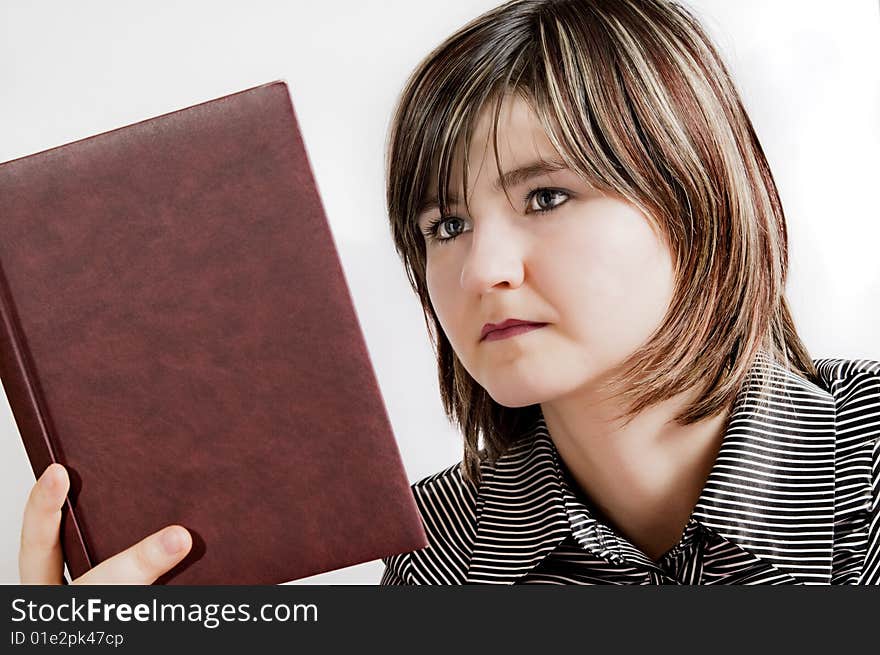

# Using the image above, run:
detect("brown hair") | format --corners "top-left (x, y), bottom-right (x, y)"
top-left (384, 0), bottom-right (818, 485)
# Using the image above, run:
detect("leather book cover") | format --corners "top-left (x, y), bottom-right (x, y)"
top-left (0, 81), bottom-right (428, 584)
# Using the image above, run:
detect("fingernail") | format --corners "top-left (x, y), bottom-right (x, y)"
top-left (161, 528), bottom-right (185, 555)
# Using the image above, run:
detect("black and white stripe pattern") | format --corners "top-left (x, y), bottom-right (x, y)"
top-left (381, 355), bottom-right (880, 585)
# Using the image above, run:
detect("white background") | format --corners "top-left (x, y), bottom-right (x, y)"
top-left (0, 0), bottom-right (877, 584)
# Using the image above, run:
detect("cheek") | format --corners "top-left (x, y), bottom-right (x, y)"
top-left (425, 257), bottom-right (463, 340)
top-left (542, 200), bottom-right (674, 343)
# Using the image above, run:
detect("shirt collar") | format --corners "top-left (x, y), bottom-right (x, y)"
top-left (465, 352), bottom-right (838, 584)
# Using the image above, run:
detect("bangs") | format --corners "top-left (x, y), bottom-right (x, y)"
top-left (419, 54), bottom-right (534, 229)
top-left (404, 11), bottom-right (656, 246)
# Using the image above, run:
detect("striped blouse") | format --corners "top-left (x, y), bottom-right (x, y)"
top-left (380, 356), bottom-right (880, 585)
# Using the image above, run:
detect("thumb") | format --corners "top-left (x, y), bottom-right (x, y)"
top-left (72, 525), bottom-right (192, 585)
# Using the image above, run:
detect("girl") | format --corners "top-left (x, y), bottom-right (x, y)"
top-left (378, 0), bottom-right (880, 584)
top-left (18, 0), bottom-right (880, 585)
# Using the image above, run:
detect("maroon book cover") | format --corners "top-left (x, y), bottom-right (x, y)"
top-left (0, 81), bottom-right (427, 584)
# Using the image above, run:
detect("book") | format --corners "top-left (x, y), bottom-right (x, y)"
top-left (0, 81), bottom-right (428, 584)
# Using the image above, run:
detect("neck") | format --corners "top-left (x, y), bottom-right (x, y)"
top-left (539, 384), bottom-right (732, 562)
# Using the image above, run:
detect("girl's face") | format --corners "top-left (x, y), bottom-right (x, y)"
top-left (417, 94), bottom-right (676, 408)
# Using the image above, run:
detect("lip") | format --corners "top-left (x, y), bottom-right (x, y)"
top-left (480, 318), bottom-right (548, 342)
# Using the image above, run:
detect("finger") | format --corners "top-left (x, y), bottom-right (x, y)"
top-left (19, 463), bottom-right (69, 584)
top-left (73, 525), bottom-right (192, 585)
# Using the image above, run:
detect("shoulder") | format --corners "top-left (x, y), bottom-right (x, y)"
top-left (380, 459), bottom-right (483, 585)
top-left (813, 357), bottom-right (880, 397)
top-left (811, 356), bottom-right (879, 458)
top-left (812, 357), bottom-right (880, 432)
top-left (812, 357), bottom-right (880, 584)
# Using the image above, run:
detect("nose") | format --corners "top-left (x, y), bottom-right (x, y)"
top-left (459, 218), bottom-right (526, 294)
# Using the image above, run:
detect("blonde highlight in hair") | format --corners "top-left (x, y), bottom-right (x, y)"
top-left (385, 0), bottom-right (818, 485)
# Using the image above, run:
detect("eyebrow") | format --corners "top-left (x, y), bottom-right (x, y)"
top-left (416, 158), bottom-right (569, 217)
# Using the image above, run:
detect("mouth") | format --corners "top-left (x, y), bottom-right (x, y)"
top-left (480, 319), bottom-right (549, 342)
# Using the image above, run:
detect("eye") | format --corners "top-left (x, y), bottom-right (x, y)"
top-left (420, 187), bottom-right (570, 245)
top-left (526, 188), bottom-right (570, 213)
top-left (422, 215), bottom-right (469, 245)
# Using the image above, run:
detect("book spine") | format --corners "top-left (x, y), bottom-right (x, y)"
top-left (0, 260), bottom-right (93, 579)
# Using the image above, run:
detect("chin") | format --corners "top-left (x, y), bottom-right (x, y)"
top-left (483, 384), bottom-right (551, 409)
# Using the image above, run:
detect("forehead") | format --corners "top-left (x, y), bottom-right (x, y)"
top-left (427, 93), bottom-right (560, 195)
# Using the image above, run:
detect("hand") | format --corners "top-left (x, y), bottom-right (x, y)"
top-left (19, 463), bottom-right (192, 584)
